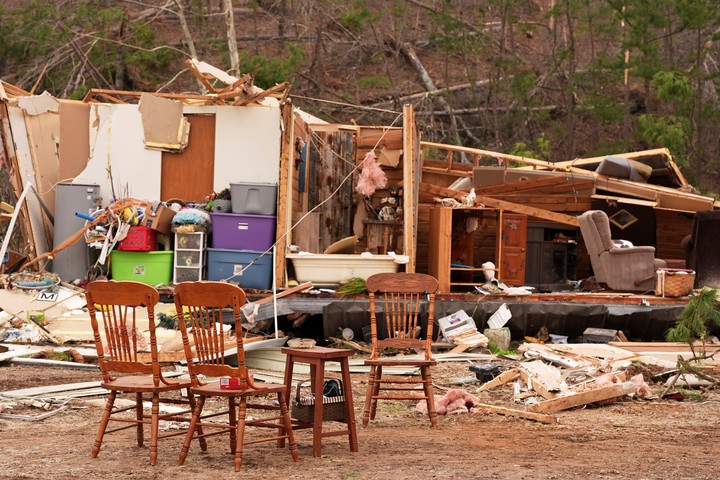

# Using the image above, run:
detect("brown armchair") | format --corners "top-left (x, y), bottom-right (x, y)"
top-left (577, 210), bottom-right (666, 292)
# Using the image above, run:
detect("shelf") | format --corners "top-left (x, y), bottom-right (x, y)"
top-left (173, 232), bottom-right (206, 283)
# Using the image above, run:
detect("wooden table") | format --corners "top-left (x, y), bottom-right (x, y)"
top-left (281, 346), bottom-right (359, 457)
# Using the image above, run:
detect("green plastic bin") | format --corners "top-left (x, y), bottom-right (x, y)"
top-left (110, 251), bottom-right (174, 286)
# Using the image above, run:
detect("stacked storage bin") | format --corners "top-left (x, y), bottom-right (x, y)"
top-left (207, 182), bottom-right (278, 290)
top-left (111, 225), bottom-right (174, 285)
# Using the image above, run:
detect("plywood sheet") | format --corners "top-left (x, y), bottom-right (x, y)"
top-left (214, 105), bottom-right (281, 187)
top-left (58, 100), bottom-right (90, 181)
top-left (7, 106), bottom-right (50, 256)
top-left (161, 114), bottom-right (215, 202)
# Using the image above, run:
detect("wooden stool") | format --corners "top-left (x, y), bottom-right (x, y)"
top-left (281, 346), bottom-right (359, 457)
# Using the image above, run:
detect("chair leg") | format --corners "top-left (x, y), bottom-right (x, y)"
top-left (149, 392), bottom-right (160, 466)
top-left (278, 390), bottom-right (299, 462)
top-left (276, 391), bottom-right (288, 449)
top-left (178, 396), bottom-right (205, 465)
top-left (421, 366), bottom-right (437, 427)
top-left (362, 366), bottom-right (377, 427)
top-left (370, 366), bottom-right (382, 421)
top-left (92, 390), bottom-right (116, 458)
top-left (234, 398), bottom-right (247, 472)
top-left (186, 388), bottom-right (207, 452)
top-left (228, 396), bottom-right (237, 453)
top-left (135, 392), bottom-right (144, 447)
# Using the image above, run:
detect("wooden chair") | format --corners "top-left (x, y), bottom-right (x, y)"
top-left (86, 280), bottom-right (200, 466)
top-left (174, 281), bottom-right (299, 472)
top-left (362, 272), bottom-right (439, 427)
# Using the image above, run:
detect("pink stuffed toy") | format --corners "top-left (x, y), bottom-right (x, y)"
top-left (416, 389), bottom-right (479, 415)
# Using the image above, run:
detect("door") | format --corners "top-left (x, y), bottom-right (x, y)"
top-left (499, 213), bottom-right (527, 286)
top-left (161, 114), bottom-right (215, 202)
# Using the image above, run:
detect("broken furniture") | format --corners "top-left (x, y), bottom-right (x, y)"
top-left (683, 209), bottom-right (720, 289)
top-left (577, 210), bottom-right (666, 292)
top-left (428, 206), bottom-right (502, 292)
top-left (525, 222), bottom-right (578, 290)
top-left (85, 280), bottom-right (199, 466)
top-left (173, 281), bottom-right (298, 472)
top-left (362, 272), bottom-right (439, 427)
top-left (280, 346), bottom-right (359, 457)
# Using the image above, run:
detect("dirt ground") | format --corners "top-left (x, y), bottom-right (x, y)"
top-left (0, 360), bottom-right (718, 480)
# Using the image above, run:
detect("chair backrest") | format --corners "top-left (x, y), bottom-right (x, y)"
top-left (85, 280), bottom-right (161, 384)
top-left (578, 210), bottom-right (615, 253)
top-left (173, 282), bottom-right (250, 387)
top-left (365, 272), bottom-right (439, 360)
top-left (577, 210), bottom-right (615, 282)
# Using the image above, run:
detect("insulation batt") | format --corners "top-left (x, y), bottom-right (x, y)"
top-left (355, 151), bottom-right (387, 196)
top-left (630, 373), bottom-right (652, 398)
top-left (415, 389), bottom-right (480, 415)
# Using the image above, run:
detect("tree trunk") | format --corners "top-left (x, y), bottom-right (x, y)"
top-left (224, 0), bottom-right (240, 76)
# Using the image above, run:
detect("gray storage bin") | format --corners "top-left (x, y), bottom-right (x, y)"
top-left (230, 182), bottom-right (278, 215)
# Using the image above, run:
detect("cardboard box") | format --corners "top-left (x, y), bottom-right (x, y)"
top-left (141, 205), bottom-right (176, 235)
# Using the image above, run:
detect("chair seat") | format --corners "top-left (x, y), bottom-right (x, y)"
top-left (364, 358), bottom-right (437, 367)
top-left (102, 375), bottom-right (192, 393)
top-left (192, 380), bottom-right (286, 397)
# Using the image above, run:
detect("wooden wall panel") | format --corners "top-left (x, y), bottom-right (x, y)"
top-left (161, 114), bottom-right (215, 202)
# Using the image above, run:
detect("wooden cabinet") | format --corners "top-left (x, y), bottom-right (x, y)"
top-left (499, 213), bottom-right (527, 286)
top-left (173, 232), bottom-right (206, 283)
top-left (524, 223), bottom-right (578, 290)
top-left (428, 207), bottom-right (501, 293)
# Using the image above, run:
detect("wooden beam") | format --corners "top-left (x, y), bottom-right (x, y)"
top-left (474, 175), bottom-right (568, 195)
top-left (474, 193), bottom-right (580, 226)
top-left (275, 102), bottom-right (293, 288)
top-left (420, 141), bottom-right (712, 212)
top-left (591, 194), bottom-right (658, 207)
top-left (527, 381), bottom-right (636, 414)
top-left (519, 360), bottom-right (565, 400)
top-left (0, 201), bottom-right (14, 213)
top-left (418, 181), bottom-right (580, 226)
top-left (476, 368), bottom-right (520, 392)
top-left (403, 104), bottom-right (417, 272)
top-left (474, 402), bottom-right (559, 424)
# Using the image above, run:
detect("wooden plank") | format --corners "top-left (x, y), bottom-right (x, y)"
top-left (275, 102), bottom-right (293, 288)
top-left (591, 194), bottom-right (657, 207)
top-left (607, 341), bottom-right (720, 353)
top-left (527, 381), bottom-right (637, 414)
top-left (476, 368), bottom-right (521, 392)
top-left (416, 182), bottom-right (580, 226)
top-left (420, 141), bottom-right (712, 211)
top-left (403, 104), bottom-right (417, 272)
top-left (474, 193), bottom-right (580, 227)
top-left (0, 346), bottom-right (42, 363)
top-left (519, 360), bottom-right (566, 399)
top-left (253, 281), bottom-right (313, 305)
top-left (474, 402), bottom-right (559, 424)
top-left (0, 201), bottom-right (14, 213)
top-left (474, 175), bottom-right (567, 195)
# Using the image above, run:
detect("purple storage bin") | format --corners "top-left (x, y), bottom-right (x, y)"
top-left (211, 212), bottom-right (276, 251)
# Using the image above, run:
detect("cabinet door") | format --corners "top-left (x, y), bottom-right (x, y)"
top-left (499, 213), bottom-right (527, 286)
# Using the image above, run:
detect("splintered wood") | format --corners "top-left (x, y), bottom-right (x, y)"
top-left (475, 342), bottom-right (642, 420)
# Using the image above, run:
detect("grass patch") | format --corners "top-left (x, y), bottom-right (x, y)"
top-left (676, 387), bottom-right (706, 402)
top-left (487, 342), bottom-right (517, 356)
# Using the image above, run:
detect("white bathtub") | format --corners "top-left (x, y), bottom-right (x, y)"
top-left (286, 253), bottom-right (401, 285)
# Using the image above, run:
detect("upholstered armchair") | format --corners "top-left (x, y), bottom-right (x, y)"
top-left (577, 210), bottom-right (666, 292)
